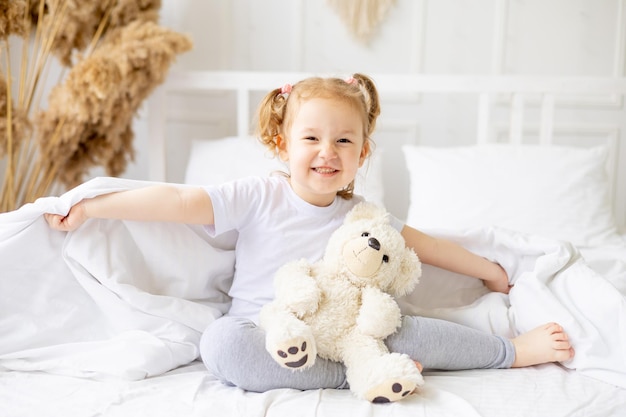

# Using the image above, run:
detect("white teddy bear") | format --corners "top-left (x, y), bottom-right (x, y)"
top-left (259, 202), bottom-right (423, 403)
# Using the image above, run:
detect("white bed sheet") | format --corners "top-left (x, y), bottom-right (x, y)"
top-left (3, 361), bottom-right (626, 417)
top-left (1, 178), bottom-right (626, 417)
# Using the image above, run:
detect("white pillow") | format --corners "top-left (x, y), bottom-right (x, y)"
top-left (185, 136), bottom-right (385, 207)
top-left (184, 137), bottom-right (284, 186)
top-left (402, 144), bottom-right (622, 247)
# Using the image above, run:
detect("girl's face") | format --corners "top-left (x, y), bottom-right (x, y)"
top-left (278, 97), bottom-right (369, 207)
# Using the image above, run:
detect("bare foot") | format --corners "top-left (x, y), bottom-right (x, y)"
top-left (511, 322), bottom-right (574, 368)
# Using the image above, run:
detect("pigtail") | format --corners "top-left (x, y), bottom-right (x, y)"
top-left (352, 73), bottom-right (381, 137)
top-left (256, 87), bottom-right (288, 154)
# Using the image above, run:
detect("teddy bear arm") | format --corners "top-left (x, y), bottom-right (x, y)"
top-left (356, 287), bottom-right (402, 338)
top-left (273, 259), bottom-right (322, 318)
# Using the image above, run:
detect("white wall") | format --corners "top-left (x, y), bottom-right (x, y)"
top-left (156, 0), bottom-right (624, 75)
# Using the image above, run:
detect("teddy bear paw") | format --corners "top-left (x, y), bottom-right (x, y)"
top-left (270, 336), bottom-right (317, 370)
top-left (364, 378), bottom-right (417, 403)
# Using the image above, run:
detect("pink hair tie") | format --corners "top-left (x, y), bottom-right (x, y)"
top-left (345, 76), bottom-right (357, 85)
top-left (280, 83), bottom-right (292, 97)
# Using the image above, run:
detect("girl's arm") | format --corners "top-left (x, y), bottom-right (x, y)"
top-left (45, 185), bottom-right (214, 232)
top-left (401, 224), bottom-right (511, 294)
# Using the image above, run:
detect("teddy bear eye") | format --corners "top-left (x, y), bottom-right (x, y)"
top-left (361, 232), bottom-right (370, 237)
top-left (382, 254), bottom-right (389, 263)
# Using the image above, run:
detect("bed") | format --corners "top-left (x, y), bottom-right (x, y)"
top-left (2, 71), bottom-right (626, 417)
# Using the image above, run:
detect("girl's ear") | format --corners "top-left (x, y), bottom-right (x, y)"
top-left (358, 139), bottom-right (371, 167)
top-left (276, 135), bottom-right (289, 161)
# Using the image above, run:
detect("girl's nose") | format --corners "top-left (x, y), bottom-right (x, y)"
top-left (319, 141), bottom-right (337, 159)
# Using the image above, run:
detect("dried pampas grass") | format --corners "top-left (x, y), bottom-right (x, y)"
top-left (0, 0), bottom-right (29, 38)
top-left (37, 0), bottom-right (162, 66)
top-left (0, 0), bottom-right (192, 212)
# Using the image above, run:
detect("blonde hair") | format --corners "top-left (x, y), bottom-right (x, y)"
top-left (255, 73), bottom-right (381, 199)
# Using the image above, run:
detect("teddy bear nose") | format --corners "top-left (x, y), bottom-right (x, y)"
top-left (368, 237), bottom-right (381, 251)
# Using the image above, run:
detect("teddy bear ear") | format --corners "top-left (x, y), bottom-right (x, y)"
top-left (345, 202), bottom-right (389, 223)
top-left (389, 248), bottom-right (422, 297)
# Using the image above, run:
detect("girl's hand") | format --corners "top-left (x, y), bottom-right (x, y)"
top-left (44, 201), bottom-right (88, 232)
top-left (484, 264), bottom-right (512, 294)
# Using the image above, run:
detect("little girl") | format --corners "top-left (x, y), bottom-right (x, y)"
top-left (45, 73), bottom-right (574, 394)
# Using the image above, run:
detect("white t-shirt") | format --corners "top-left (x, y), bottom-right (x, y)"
top-left (203, 175), bottom-right (403, 322)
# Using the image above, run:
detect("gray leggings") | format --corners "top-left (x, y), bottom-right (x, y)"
top-left (200, 315), bottom-right (515, 392)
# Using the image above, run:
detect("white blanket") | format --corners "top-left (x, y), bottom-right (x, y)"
top-left (1, 177), bottom-right (625, 390)
top-left (0, 177), bottom-right (234, 379)
top-left (399, 227), bottom-right (626, 389)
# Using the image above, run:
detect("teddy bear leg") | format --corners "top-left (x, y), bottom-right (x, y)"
top-left (343, 341), bottom-right (424, 403)
top-left (362, 354), bottom-right (423, 403)
top-left (260, 305), bottom-right (318, 370)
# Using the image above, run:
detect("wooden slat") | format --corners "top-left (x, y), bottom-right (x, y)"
top-left (237, 88), bottom-right (250, 137)
top-left (509, 93), bottom-right (524, 145)
top-left (476, 93), bottom-right (490, 145)
top-left (539, 94), bottom-right (555, 145)
top-left (161, 71), bottom-right (626, 95)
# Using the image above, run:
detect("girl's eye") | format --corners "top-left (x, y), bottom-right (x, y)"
top-left (338, 138), bottom-right (352, 143)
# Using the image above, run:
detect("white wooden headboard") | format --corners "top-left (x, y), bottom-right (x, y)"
top-left (147, 71), bottom-right (626, 231)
